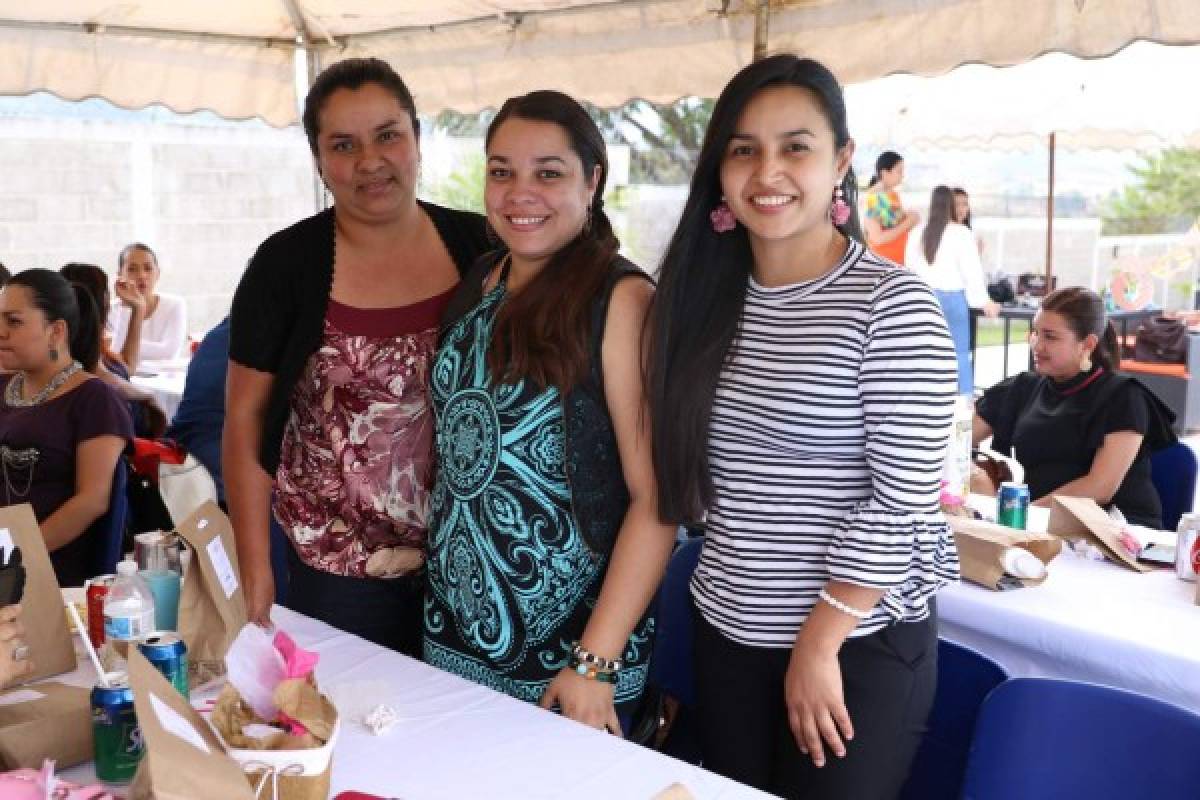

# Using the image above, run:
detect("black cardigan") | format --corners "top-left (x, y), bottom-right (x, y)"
top-left (229, 201), bottom-right (489, 473)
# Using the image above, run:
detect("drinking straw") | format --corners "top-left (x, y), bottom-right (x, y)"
top-left (66, 602), bottom-right (109, 688)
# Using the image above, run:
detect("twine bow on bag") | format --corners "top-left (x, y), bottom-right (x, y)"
top-left (244, 760), bottom-right (305, 800)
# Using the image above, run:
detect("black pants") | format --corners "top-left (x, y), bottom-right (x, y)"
top-left (285, 548), bottom-right (424, 658)
top-left (693, 609), bottom-right (937, 800)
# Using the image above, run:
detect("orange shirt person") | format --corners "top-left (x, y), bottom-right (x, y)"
top-left (863, 151), bottom-right (919, 265)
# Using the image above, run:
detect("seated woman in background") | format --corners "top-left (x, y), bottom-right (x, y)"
top-left (906, 185), bottom-right (999, 396)
top-left (108, 243), bottom-right (188, 369)
top-left (973, 287), bottom-right (1176, 528)
top-left (60, 263), bottom-right (167, 437)
top-left (0, 270), bottom-right (134, 587)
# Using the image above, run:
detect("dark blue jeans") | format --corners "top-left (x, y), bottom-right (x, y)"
top-left (284, 548), bottom-right (424, 658)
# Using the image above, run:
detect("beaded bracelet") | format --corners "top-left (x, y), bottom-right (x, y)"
top-left (818, 588), bottom-right (873, 621)
top-left (571, 641), bottom-right (623, 673)
top-left (568, 655), bottom-right (617, 684)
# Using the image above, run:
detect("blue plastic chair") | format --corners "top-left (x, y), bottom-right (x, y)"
top-left (1151, 442), bottom-right (1198, 531)
top-left (650, 536), bottom-right (703, 708)
top-left (898, 639), bottom-right (1008, 800)
top-left (91, 460), bottom-right (129, 577)
top-left (646, 536), bottom-right (704, 762)
top-left (961, 678), bottom-right (1200, 800)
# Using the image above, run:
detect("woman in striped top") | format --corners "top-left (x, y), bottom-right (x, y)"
top-left (646, 55), bottom-right (960, 798)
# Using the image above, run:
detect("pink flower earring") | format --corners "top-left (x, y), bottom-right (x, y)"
top-left (710, 201), bottom-right (737, 233)
top-left (830, 185), bottom-right (851, 226)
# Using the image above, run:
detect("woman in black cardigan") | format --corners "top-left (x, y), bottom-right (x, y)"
top-left (225, 58), bottom-right (488, 653)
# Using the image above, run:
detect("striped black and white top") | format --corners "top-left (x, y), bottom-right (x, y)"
top-left (691, 239), bottom-right (960, 648)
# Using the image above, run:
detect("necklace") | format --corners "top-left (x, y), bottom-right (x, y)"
top-left (0, 445), bottom-right (38, 503)
top-left (4, 360), bottom-right (82, 407)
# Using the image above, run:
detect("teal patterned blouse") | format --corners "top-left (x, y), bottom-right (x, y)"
top-left (423, 270), bottom-right (652, 715)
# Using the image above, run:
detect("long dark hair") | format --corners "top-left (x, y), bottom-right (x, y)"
top-left (302, 58), bottom-right (419, 155)
top-left (921, 185), bottom-right (956, 264)
top-left (867, 150), bottom-right (903, 189)
top-left (7, 268), bottom-right (102, 372)
top-left (646, 54), bottom-right (861, 524)
top-left (952, 187), bottom-right (973, 229)
top-left (484, 90), bottom-right (619, 391)
top-left (1040, 287), bottom-right (1121, 372)
top-left (60, 263), bottom-right (111, 329)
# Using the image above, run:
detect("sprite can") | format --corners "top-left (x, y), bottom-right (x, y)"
top-left (138, 632), bottom-right (189, 699)
top-left (91, 671), bottom-right (143, 784)
top-left (997, 482), bottom-right (1031, 530)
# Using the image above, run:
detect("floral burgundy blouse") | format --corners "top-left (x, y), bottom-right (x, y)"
top-left (274, 289), bottom-right (454, 577)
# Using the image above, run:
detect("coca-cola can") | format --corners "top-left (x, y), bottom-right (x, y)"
top-left (1176, 513), bottom-right (1200, 582)
top-left (85, 575), bottom-right (115, 647)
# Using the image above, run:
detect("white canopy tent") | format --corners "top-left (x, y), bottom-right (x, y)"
top-left (1, 0), bottom-right (1198, 126)
top-left (845, 40), bottom-right (1200, 278)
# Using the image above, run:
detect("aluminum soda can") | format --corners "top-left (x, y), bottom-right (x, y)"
top-left (91, 671), bottom-right (143, 784)
top-left (1176, 513), bottom-right (1200, 582)
top-left (997, 482), bottom-right (1031, 530)
top-left (138, 631), bottom-right (189, 699)
top-left (84, 575), bottom-right (114, 649)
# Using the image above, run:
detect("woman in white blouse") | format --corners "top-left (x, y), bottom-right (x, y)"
top-left (109, 243), bottom-right (187, 370)
top-left (906, 185), bottom-right (998, 395)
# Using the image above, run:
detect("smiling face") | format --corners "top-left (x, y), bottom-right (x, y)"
top-left (484, 117), bottom-right (600, 270)
top-left (120, 247), bottom-right (159, 296)
top-left (315, 82), bottom-right (420, 224)
top-left (0, 284), bottom-right (63, 373)
top-left (1030, 309), bottom-right (1096, 380)
top-left (718, 85), bottom-right (852, 255)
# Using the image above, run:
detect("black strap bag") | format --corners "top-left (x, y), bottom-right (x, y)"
top-left (1134, 317), bottom-right (1188, 364)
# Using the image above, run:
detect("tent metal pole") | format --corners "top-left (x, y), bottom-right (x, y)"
top-left (753, 0), bottom-right (770, 61)
top-left (1046, 131), bottom-right (1056, 285)
top-left (279, 0), bottom-right (326, 212)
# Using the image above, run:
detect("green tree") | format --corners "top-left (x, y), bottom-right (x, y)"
top-left (1102, 147), bottom-right (1200, 234)
top-left (590, 97), bottom-right (713, 184)
top-left (426, 150), bottom-right (486, 214)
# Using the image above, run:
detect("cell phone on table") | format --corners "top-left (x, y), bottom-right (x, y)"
top-left (1138, 543), bottom-right (1175, 566)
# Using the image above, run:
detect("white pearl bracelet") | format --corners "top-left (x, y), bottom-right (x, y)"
top-left (818, 588), bottom-right (873, 621)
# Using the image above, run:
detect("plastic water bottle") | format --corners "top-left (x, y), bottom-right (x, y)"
top-left (103, 559), bottom-right (156, 668)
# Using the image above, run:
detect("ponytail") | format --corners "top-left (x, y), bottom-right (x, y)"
top-left (1096, 321), bottom-right (1121, 372)
top-left (68, 283), bottom-right (101, 372)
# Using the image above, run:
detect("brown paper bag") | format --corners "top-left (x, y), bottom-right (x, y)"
top-left (949, 515), bottom-right (1062, 590)
top-left (0, 681), bottom-right (92, 769)
top-left (127, 647), bottom-right (255, 800)
top-left (0, 504), bottom-right (77, 681)
top-left (176, 502), bottom-right (248, 685)
top-left (1047, 496), bottom-right (1151, 572)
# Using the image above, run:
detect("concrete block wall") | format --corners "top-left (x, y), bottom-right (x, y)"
top-left (0, 116), bottom-right (316, 338)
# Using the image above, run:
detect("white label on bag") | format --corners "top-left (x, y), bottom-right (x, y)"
top-left (0, 689), bottom-right (43, 706)
top-left (206, 536), bottom-right (239, 599)
top-left (0, 528), bottom-right (13, 563)
top-left (150, 692), bottom-right (210, 753)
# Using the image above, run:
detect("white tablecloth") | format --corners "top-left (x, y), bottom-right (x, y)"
top-left (939, 526), bottom-right (1200, 713)
top-left (60, 607), bottom-right (772, 799)
top-left (130, 368), bottom-right (187, 422)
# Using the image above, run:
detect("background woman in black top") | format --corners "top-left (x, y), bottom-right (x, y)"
top-left (225, 58), bottom-right (488, 643)
top-left (973, 287), bottom-right (1175, 528)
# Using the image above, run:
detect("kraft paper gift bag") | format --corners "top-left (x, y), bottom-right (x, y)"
top-left (948, 515), bottom-right (1062, 590)
top-left (128, 648), bottom-right (255, 800)
top-left (176, 501), bottom-right (247, 686)
top-left (0, 504), bottom-right (77, 681)
top-left (0, 681), bottom-right (92, 769)
top-left (1048, 496), bottom-right (1151, 573)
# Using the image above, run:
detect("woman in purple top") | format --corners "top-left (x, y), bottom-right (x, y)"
top-left (0, 269), bottom-right (133, 588)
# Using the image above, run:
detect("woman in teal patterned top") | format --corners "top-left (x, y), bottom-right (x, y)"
top-left (425, 91), bottom-right (676, 735)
